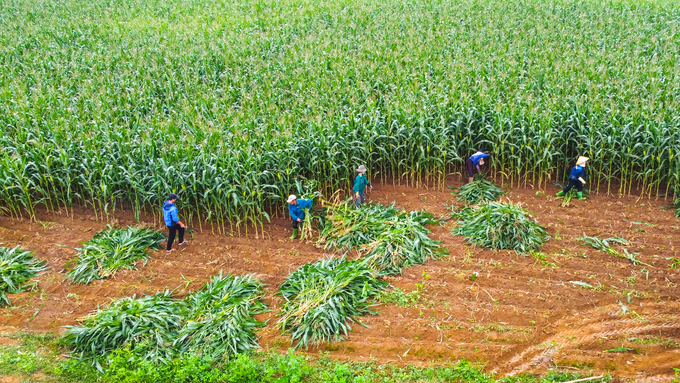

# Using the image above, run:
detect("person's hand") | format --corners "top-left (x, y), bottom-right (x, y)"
top-left (578, 177), bottom-right (586, 185)
top-left (355, 192), bottom-right (360, 198)
top-left (369, 185), bottom-right (373, 190)
top-left (297, 218), bottom-right (301, 222)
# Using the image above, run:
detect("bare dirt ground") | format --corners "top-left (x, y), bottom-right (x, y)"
top-left (1, 177), bottom-right (679, 381)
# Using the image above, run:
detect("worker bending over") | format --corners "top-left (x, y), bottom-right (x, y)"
top-left (287, 194), bottom-right (312, 239)
top-left (557, 156), bottom-right (589, 200)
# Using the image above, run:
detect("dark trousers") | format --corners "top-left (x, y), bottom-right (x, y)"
top-left (354, 192), bottom-right (366, 207)
top-left (167, 223), bottom-right (185, 250)
top-left (563, 179), bottom-right (584, 193)
top-left (466, 158), bottom-right (477, 178)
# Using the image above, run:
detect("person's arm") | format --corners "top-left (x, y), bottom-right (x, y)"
top-left (289, 205), bottom-right (301, 221)
top-left (172, 208), bottom-right (185, 228)
top-left (577, 167), bottom-right (586, 185)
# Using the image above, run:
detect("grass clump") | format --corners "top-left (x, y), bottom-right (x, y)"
top-left (318, 201), bottom-right (446, 275)
top-left (453, 202), bottom-right (549, 253)
top-left (67, 226), bottom-right (165, 284)
top-left (176, 273), bottom-right (267, 360)
top-left (277, 257), bottom-right (386, 349)
top-left (453, 175), bottom-right (504, 205)
top-left (0, 246), bottom-right (48, 306)
top-left (65, 291), bottom-right (187, 370)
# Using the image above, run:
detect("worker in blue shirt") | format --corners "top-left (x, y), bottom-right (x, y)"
top-left (467, 148), bottom-right (490, 183)
top-left (352, 165), bottom-right (372, 207)
top-left (557, 156), bottom-right (589, 200)
top-left (162, 193), bottom-right (189, 252)
top-left (287, 194), bottom-right (312, 239)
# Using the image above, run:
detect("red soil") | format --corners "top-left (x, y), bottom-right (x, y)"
top-left (1, 178), bottom-right (679, 380)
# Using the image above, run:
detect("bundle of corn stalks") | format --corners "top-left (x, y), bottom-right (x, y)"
top-left (453, 202), bottom-right (549, 253)
top-left (0, 246), bottom-right (48, 306)
top-left (452, 174), bottom-right (504, 205)
top-left (318, 202), bottom-right (446, 275)
top-left (65, 291), bottom-right (187, 370)
top-left (67, 226), bottom-right (165, 284)
top-left (580, 235), bottom-right (649, 266)
top-left (277, 257), bottom-right (386, 349)
top-left (176, 273), bottom-right (267, 360)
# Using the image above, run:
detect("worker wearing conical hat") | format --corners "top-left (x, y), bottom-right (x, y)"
top-left (557, 156), bottom-right (589, 200)
top-left (287, 194), bottom-right (312, 239)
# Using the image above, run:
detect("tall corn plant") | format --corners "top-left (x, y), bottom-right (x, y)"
top-left (65, 291), bottom-right (187, 370)
top-left (175, 273), bottom-right (267, 360)
top-left (0, 246), bottom-right (48, 306)
top-left (67, 226), bottom-right (165, 284)
top-left (453, 202), bottom-right (549, 253)
top-left (277, 258), bottom-right (386, 349)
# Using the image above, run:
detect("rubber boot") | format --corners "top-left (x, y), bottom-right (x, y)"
top-left (290, 229), bottom-right (298, 239)
top-left (577, 191), bottom-right (586, 200)
top-left (556, 190), bottom-right (565, 197)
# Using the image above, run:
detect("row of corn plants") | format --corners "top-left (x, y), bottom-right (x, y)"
top-left (1, 0), bottom-right (680, 228)
top-left (0, 246), bottom-right (48, 306)
top-left (65, 274), bottom-right (266, 371)
top-left (66, 226), bottom-right (165, 284)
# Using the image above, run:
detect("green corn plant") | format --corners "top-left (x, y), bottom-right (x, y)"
top-left (0, 246), bottom-right (48, 306)
top-left (452, 174), bottom-right (505, 205)
top-left (580, 235), bottom-right (650, 266)
top-left (64, 291), bottom-right (188, 371)
top-left (67, 226), bottom-right (165, 284)
top-left (277, 257), bottom-right (387, 349)
top-left (453, 202), bottom-right (549, 253)
top-left (175, 273), bottom-right (268, 360)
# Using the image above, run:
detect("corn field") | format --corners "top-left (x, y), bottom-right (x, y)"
top-left (1, 0), bottom-right (679, 228)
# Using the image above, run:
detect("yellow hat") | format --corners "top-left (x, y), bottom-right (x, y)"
top-left (577, 156), bottom-right (589, 166)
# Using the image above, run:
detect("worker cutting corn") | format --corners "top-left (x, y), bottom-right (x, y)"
top-left (353, 165), bottom-right (372, 207)
top-left (557, 156), bottom-right (589, 200)
top-left (467, 148), bottom-right (490, 183)
top-left (287, 194), bottom-right (312, 239)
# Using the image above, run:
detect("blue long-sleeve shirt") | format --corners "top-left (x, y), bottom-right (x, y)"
top-left (162, 200), bottom-right (179, 226)
top-left (352, 174), bottom-right (371, 194)
top-left (570, 165), bottom-right (585, 181)
top-left (469, 152), bottom-right (490, 166)
top-left (288, 199), bottom-right (312, 221)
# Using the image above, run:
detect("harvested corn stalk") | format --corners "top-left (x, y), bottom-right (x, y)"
top-left (0, 246), bottom-right (48, 306)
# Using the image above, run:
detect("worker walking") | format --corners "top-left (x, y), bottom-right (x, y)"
top-left (466, 148), bottom-right (490, 183)
top-left (163, 193), bottom-right (188, 252)
top-left (557, 156), bottom-right (589, 200)
top-left (353, 165), bottom-right (372, 207)
top-left (288, 194), bottom-right (312, 239)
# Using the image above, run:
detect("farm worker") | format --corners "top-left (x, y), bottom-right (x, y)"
top-left (353, 165), bottom-right (372, 207)
top-left (288, 194), bottom-right (312, 239)
top-left (556, 156), bottom-right (589, 200)
top-left (163, 193), bottom-right (189, 252)
top-left (466, 148), bottom-right (490, 183)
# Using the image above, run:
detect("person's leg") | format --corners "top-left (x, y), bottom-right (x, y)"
top-left (360, 193), bottom-right (366, 204)
top-left (178, 226), bottom-right (186, 244)
top-left (466, 159), bottom-right (475, 183)
top-left (167, 225), bottom-right (177, 251)
top-left (558, 179), bottom-right (576, 196)
top-left (354, 193), bottom-right (361, 207)
top-left (291, 219), bottom-right (299, 239)
top-left (576, 180), bottom-right (586, 199)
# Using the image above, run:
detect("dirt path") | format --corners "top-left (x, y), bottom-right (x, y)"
top-left (1, 178), bottom-right (679, 380)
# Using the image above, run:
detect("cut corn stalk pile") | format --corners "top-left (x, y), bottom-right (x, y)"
top-left (67, 226), bottom-right (165, 284)
top-left (65, 291), bottom-right (187, 370)
top-left (0, 246), bottom-right (48, 306)
top-left (580, 235), bottom-right (650, 266)
top-left (452, 202), bottom-right (549, 253)
top-left (453, 174), bottom-right (504, 205)
top-left (318, 201), bottom-right (446, 275)
top-left (175, 273), bottom-right (267, 360)
top-left (66, 274), bottom-right (268, 368)
top-left (674, 197), bottom-right (680, 218)
top-left (277, 257), bottom-right (386, 349)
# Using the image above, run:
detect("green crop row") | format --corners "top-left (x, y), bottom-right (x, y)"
top-left (1, 0), bottom-right (679, 227)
